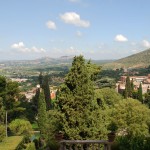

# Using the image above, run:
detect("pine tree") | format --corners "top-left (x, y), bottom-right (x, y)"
top-left (138, 83), bottom-right (143, 103)
top-left (58, 56), bottom-right (105, 140)
top-left (38, 90), bottom-right (48, 140)
top-left (42, 75), bottom-right (51, 110)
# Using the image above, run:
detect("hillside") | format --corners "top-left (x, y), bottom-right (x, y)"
top-left (0, 56), bottom-right (113, 68)
top-left (104, 49), bottom-right (150, 69)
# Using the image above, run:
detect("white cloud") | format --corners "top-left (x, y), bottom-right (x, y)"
top-left (142, 40), bottom-right (150, 48)
top-left (76, 31), bottom-right (82, 37)
top-left (11, 42), bottom-right (46, 53)
top-left (46, 21), bottom-right (56, 30)
top-left (60, 12), bottom-right (90, 27)
top-left (115, 34), bottom-right (128, 42)
top-left (11, 42), bottom-right (24, 49)
top-left (31, 47), bottom-right (46, 53)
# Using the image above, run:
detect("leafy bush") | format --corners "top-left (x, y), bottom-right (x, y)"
top-left (0, 125), bottom-right (5, 142)
top-left (107, 121), bottom-right (118, 133)
top-left (33, 139), bottom-right (40, 149)
top-left (26, 142), bottom-right (36, 150)
top-left (115, 136), bottom-right (150, 150)
top-left (9, 119), bottom-right (32, 137)
top-left (48, 140), bottom-right (60, 150)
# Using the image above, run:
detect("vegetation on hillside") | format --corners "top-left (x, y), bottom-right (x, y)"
top-left (104, 48), bottom-right (150, 69)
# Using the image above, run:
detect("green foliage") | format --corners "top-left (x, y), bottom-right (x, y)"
top-left (0, 76), bottom-right (6, 95)
top-left (112, 98), bottom-right (150, 137)
top-left (39, 72), bottom-right (43, 87)
top-left (138, 83), bottom-right (143, 102)
top-left (0, 77), bottom-right (26, 122)
top-left (58, 56), bottom-right (107, 140)
top-left (125, 76), bottom-right (132, 98)
top-left (144, 91), bottom-right (150, 108)
top-left (116, 136), bottom-right (150, 150)
top-left (42, 75), bottom-right (51, 110)
top-left (0, 97), bottom-right (5, 124)
top-left (26, 142), bottom-right (36, 150)
top-left (97, 77), bottom-right (116, 89)
top-left (48, 140), bottom-right (60, 150)
top-left (38, 90), bottom-right (48, 140)
top-left (0, 125), bottom-right (5, 142)
top-left (9, 119), bottom-right (32, 136)
top-left (47, 110), bottom-right (63, 140)
top-left (86, 60), bottom-right (101, 81)
top-left (98, 68), bottom-right (123, 81)
top-left (95, 88), bottom-right (122, 108)
top-left (107, 121), bottom-right (118, 133)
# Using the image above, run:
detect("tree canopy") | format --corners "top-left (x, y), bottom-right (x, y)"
top-left (57, 56), bottom-right (108, 140)
top-left (112, 98), bottom-right (150, 137)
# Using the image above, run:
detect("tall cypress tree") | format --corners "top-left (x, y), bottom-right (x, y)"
top-left (42, 75), bottom-right (51, 110)
top-left (124, 76), bottom-right (132, 98)
top-left (0, 97), bottom-right (5, 124)
top-left (138, 83), bottom-right (143, 103)
top-left (130, 79), bottom-right (134, 94)
top-left (32, 88), bottom-right (40, 117)
top-left (58, 56), bottom-right (101, 140)
top-left (38, 90), bottom-right (48, 140)
top-left (38, 72), bottom-right (43, 88)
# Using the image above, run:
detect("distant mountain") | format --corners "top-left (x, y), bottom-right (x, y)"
top-left (104, 49), bottom-right (150, 69)
top-left (0, 56), bottom-right (113, 69)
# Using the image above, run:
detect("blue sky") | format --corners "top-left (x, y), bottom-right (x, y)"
top-left (0, 0), bottom-right (150, 60)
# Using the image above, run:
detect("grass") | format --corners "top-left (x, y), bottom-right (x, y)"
top-left (0, 136), bottom-right (24, 150)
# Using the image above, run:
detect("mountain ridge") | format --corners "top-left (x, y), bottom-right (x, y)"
top-left (104, 49), bottom-right (150, 69)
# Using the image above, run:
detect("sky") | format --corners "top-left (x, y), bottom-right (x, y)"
top-left (0, 0), bottom-right (150, 60)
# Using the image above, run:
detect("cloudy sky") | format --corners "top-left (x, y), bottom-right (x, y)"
top-left (0, 0), bottom-right (150, 60)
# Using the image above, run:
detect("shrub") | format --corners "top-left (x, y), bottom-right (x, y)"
top-left (26, 142), bottom-right (36, 150)
top-left (33, 139), bottom-right (39, 149)
top-left (9, 119), bottom-right (32, 137)
top-left (0, 125), bottom-right (5, 142)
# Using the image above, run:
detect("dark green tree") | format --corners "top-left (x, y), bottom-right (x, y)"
top-left (0, 76), bottom-right (6, 125)
top-left (124, 76), bottom-right (132, 98)
top-left (42, 75), bottom-right (51, 110)
top-left (130, 79), bottom-right (134, 93)
top-left (138, 83), bottom-right (143, 103)
top-left (38, 90), bottom-right (48, 140)
top-left (58, 56), bottom-right (107, 140)
top-left (86, 60), bottom-right (101, 81)
top-left (112, 98), bottom-right (150, 137)
top-left (38, 72), bottom-right (43, 87)
top-left (0, 77), bottom-right (25, 122)
top-left (124, 88), bottom-right (128, 99)
top-left (96, 77), bottom-right (116, 89)
top-left (32, 88), bottom-right (40, 112)
top-left (0, 97), bottom-right (5, 124)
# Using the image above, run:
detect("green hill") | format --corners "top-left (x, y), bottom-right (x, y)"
top-left (104, 49), bottom-right (150, 69)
